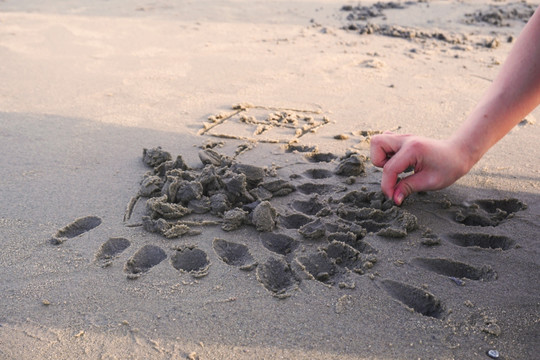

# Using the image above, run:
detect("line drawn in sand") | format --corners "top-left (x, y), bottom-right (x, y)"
top-left (198, 103), bottom-right (330, 144)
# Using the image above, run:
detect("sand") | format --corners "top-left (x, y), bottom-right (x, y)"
top-left (1, 0), bottom-right (540, 359)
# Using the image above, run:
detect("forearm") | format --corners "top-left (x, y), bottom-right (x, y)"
top-left (450, 7), bottom-right (540, 169)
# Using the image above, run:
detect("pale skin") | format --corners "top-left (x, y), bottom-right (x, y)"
top-left (371, 7), bottom-right (540, 206)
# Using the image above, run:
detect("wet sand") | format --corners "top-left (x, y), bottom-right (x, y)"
top-left (1, 1), bottom-right (539, 359)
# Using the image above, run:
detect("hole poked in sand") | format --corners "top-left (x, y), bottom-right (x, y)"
top-left (296, 252), bottom-right (338, 284)
top-left (259, 233), bottom-right (299, 256)
top-left (305, 152), bottom-right (338, 163)
top-left (171, 246), bottom-right (210, 277)
top-left (474, 198), bottom-right (527, 214)
top-left (213, 238), bottom-right (257, 270)
top-left (454, 198), bottom-right (526, 227)
top-left (447, 233), bottom-right (515, 250)
top-left (297, 183), bottom-right (337, 195)
top-left (379, 279), bottom-right (445, 319)
top-left (291, 197), bottom-right (325, 216)
top-left (95, 237), bottom-right (131, 267)
top-left (413, 258), bottom-right (497, 281)
top-left (303, 168), bottom-right (334, 179)
top-left (124, 244), bottom-right (167, 278)
top-left (324, 241), bottom-right (375, 274)
top-left (50, 215), bottom-right (102, 244)
top-left (279, 213), bottom-right (312, 230)
top-left (256, 257), bottom-right (298, 298)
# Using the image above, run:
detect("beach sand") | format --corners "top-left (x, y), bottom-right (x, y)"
top-left (1, 0), bottom-right (539, 359)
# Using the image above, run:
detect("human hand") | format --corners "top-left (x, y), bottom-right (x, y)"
top-left (370, 133), bottom-right (471, 205)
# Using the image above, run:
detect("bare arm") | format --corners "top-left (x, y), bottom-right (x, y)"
top-left (450, 7), bottom-right (540, 166)
top-left (371, 7), bottom-right (540, 205)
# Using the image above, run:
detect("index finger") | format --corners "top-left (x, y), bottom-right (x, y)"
top-left (380, 145), bottom-right (418, 198)
top-left (370, 133), bottom-right (407, 167)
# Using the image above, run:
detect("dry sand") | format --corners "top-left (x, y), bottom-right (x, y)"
top-left (1, 0), bottom-right (539, 359)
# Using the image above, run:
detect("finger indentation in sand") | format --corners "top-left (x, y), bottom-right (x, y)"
top-left (447, 233), bottom-right (515, 250)
top-left (296, 252), bottom-right (338, 284)
top-left (303, 168), bottom-right (334, 179)
top-left (327, 231), bottom-right (376, 254)
top-left (260, 179), bottom-right (296, 197)
top-left (380, 279), bottom-right (444, 319)
top-left (336, 204), bottom-right (418, 238)
top-left (413, 258), bottom-right (497, 281)
top-left (279, 213), bottom-right (312, 229)
top-left (291, 197), bottom-right (325, 215)
top-left (256, 257), bottom-right (298, 298)
top-left (50, 216), bottom-right (102, 245)
top-left (305, 152), bottom-right (338, 163)
top-left (475, 198), bottom-right (527, 214)
top-left (171, 246), bottom-right (210, 277)
top-left (95, 237), bottom-right (131, 267)
top-left (212, 238), bottom-right (257, 270)
top-left (259, 233), bottom-right (299, 255)
top-left (297, 183), bottom-right (339, 195)
top-left (298, 218), bottom-right (327, 239)
top-left (324, 241), bottom-right (376, 274)
top-left (454, 198), bottom-right (526, 227)
top-left (285, 144), bottom-right (318, 153)
top-left (325, 222), bottom-right (367, 240)
top-left (124, 245), bottom-right (167, 278)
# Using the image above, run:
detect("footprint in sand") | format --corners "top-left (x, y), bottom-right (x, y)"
top-left (49, 215), bottom-right (102, 245)
top-left (379, 279), bottom-right (445, 319)
top-left (124, 244), bottom-right (167, 279)
top-left (95, 237), bottom-right (131, 268)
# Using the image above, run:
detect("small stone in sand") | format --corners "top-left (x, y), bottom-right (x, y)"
top-left (334, 134), bottom-right (349, 140)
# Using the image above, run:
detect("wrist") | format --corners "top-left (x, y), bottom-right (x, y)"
top-left (445, 134), bottom-right (481, 177)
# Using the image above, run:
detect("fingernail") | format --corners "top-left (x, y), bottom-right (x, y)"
top-left (395, 192), bottom-right (404, 205)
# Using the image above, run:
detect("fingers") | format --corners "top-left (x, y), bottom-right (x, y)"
top-left (370, 133), bottom-right (411, 167)
top-left (379, 142), bottom-right (419, 201)
top-left (370, 134), bottom-right (398, 167)
top-left (371, 133), bottom-right (427, 204)
top-left (393, 173), bottom-right (425, 205)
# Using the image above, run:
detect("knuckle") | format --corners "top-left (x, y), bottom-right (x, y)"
top-left (404, 138), bottom-right (426, 152)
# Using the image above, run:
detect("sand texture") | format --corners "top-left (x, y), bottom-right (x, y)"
top-left (1, 0), bottom-right (539, 359)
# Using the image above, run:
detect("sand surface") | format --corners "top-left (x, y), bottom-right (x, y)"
top-left (1, 0), bottom-right (539, 359)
